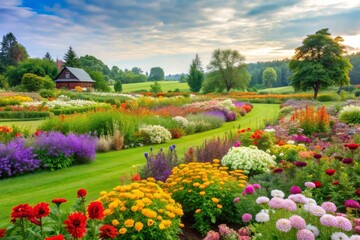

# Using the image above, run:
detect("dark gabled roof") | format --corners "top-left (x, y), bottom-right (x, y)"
top-left (55, 66), bottom-right (95, 82)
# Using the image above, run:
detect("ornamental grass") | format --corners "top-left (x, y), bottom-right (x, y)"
top-left (159, 160), bottom-right (247, 235)
top-left (99, 178), bottom-right (183, 239)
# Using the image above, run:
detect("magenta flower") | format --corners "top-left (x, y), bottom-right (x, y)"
top-left (345, 199), bottom-right (360, 209)
top-left (252, 183), bottom-right (261, 189)
top-left (233, 141), bottom-right (241, 147)
top-left (244, 185), bottom-right (255, 194)
top-left (241, 213), bottom-right (252, 223)
top-left (290, 186), bottom-right (302, 194)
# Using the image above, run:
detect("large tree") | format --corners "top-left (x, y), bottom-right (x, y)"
top-left (262, 67), bottom-right (277, 88)
top-left (0, 33), bottom-right (28, 73)
top-left (63, 46), bottom-right (81, 68)
top-left (204, 49), bottom-right (250, 93)
top-left (148, 67), bottom-right (164, 81)
top-left (187, 54), bottom-right (204, 92)
top-left (289, 28), bottom-right (352, 99)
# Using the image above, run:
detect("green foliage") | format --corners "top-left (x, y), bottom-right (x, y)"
top-left (50, 104), bottom-right (111, 116)
top-left (317, 93), bottom-right (341, 102)
top-left (118, 71), bottom-right (147, 83)
top-left (187, 54), bottom-right (204, 92)
top-left (0, 74), bottom-right (9, 89)
top-left (150, 81), bottom-right (162, 94)
top-left (37, 151), bottom-right (74, 171)
top-left (5, 58), bottom-right (58, 87)
top-left (80, 54), bottom-right (111, 76)
top-left (204, 49), bottom-right (250, 93)
top-left (63, 46), bottom-right (81, 68)
top-left (355, 90), bottom-right (360, 97)
top-left (21, 73), bottom-right (44, 91)
top-left (148, 67), bottom-right (165, 81)
top-left (39, 89), bottom-right (56, 98)
top-left (0, 111), bottom-right (51, 119)
top-left (262, 67), bottom-right (277, 88)
top-left (43, 52), bottom-right (53, 61)
top-left (114, 80), bottom-right (122, 92)
top-left (87, 70), bottom-right (110, 92)
top-left (0, 33), bottom-right (28, 73)
top-left (185, 114), bottom-right (224, 133)
top-left (290, 28), bottom-right (353, 99)
top-left (339, 105), bottom-right (360, 124)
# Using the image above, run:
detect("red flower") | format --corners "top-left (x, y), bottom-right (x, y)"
top-left (77, 188), bottom-right (87, 198)
top-left (325, 169), bottom-right (336, 176)
top-left (64, 212), bottom-right (87, 238)
top-left (33, 202), bottom-right (50, 219)
top-left (11, 204), bottom-right (33, 220)
top-left (99, 225), bottom-right (119, 239)
top-left (34, 130), bottom-right (44, 136)
top-left (273, 168), bottom-right (283, 173)
top-left (131, 173), bottom-right (141, 181)
top-left (345, 143), bottom-right (359, 150)
top-left (0, 228), bottom-right (6, 238)
top-left (87, 201), bottom-right (105, 220)
top-left (293, 161), bottom-right (307, 167)
top-left (51, 198), bottom-right (67, 207)
top-left (15, 133), bottom-right (21, 137)
top-left (356, 189), bottom-right (360, 196)
top-left (313, 153), bottom-right (322, 159)
top-left (342, 158), bottom-right (353, 164)
top-left (45, 234), bottom-right (65, 240)
top-left (332, 180), bottom-right (340, 186)
top-left (313, 180), bottom-right (322, 188)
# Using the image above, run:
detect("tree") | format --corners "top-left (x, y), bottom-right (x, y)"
top-left (262, 67), bottom-right (277, 88)
top-left (114, 80), bottom-right (122, 92)
top-left (150, 81), bottom-right (162, 94)
top-left (87, 70), bottom-right (110, 92)
top-left (179, 74), bottom-right (187, 83)
top-left (43, 52), bottom-right (53, 61)
top-left (148, 67), bottom-right (164, 81)
top-left (5, 58), bottom-right (58, 87)
top-left (205, 49), bottom-right (250, 92)
top-left (289, 28), bottom-right (352, 99)
top-left (0, 33), bottom-right (28, 72)
top-left (131, 67), bottom-right (143, 75)
top-left (63, 46), bottom-right (81, 68)
top-left (10, 43), bottom-right (28, 65)
top-left (187, 54), bottom-right (204, 92)
top-left (79, 55), bottom-right (111, 77)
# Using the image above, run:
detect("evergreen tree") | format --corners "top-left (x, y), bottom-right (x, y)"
top-left (63, 46), bottom-right (81, 68)
top-left (187, 54), bottom-right (204, 92)
top-left (0, 33), bottom-right (28, 72)
top-left (114, 80), bottom-right (122, 92)
top-left (43, 52), bottom-right (53, 61)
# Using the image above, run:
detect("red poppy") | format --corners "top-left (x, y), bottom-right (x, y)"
top-left (87, 201), bottom-right (105, 220)
top-left (356, 189), bottom-right (360, 196)
top-left (325, 169), bottom-right (336, 176)
top-left (345, 143), bottom-right (359, 150)
top-left (131, 173), bottom-right (141, 181)
top-left (51, 198), bottom-right (67, 207)
top-left (15, 133), bottom-right (21, 137)
top-left (77, 189), bottom-right (87, 198)
top-left (45, 234), bottom-right (65, 240)
top-left (313, 180), bottom-right (322, 188)
top-left (33, 202), bottom-right (50, 219)
top-left (0, 228), bottom-right (6, 238)
top-left (11, 204), bottom-right (33, 220)
top-left (99, 225), bottom-right (119, 239)
top-left (313, 153), bottom-right (322, 159)
top-left (332, 180), bottom-right (340, 186)
top-left (273, 168), bottom-right (283, 173)
top-left (64, 212), bottom-right (87, 238)
top-left (342, 158), bottom-right (353, 164)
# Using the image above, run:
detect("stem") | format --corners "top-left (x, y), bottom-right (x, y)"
top-left (21, 218), bottom-right (25, 240)
top-left (92, 219), bottom-right (97, 240)
top-left (40, 218), bottom-right (43, 239)
top-left (57, 205), bottom-right (62, 233)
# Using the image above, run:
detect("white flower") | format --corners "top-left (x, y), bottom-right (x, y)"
top-left (256, 196), bottom-right (270, 205)
top-left (255, 210), bottom-right (270, 222)
top-left (350, 235), bottom-right (360, 240)
top-left (139, 125), bottom-right (172, 144)
top-left (271, 189), bottom-right (285, 198)
top-left (287, 140), bottom-right (295, 145)
top-left (331, 232), bottom-right (349, 240)
top-left (264, 128), bottom-right (275, 132)
top-left (306, 224), bottom-right (320, 237)
top-left (298, 143), bottom-right (305, 147)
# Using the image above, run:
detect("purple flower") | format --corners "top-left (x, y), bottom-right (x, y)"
top-left (242, 213), bottom-right (252, 223)
top-left (233, 141), bottom-right (241, 147)
top-left (204, 110), bottom-right (227, 122)
top-left (290, 186), bottom-right (302, 194)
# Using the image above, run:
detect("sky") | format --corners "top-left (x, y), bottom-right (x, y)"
top-left (1, 0), bottom-right (360, 75)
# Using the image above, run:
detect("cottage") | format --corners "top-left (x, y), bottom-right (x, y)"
top-left (54, 66), bottom-right (95, 90)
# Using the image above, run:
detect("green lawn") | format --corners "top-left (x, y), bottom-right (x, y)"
top-left (0, 119), bottom-right (44, 132)
top-left (122, 81), bottom-right (189, 93)
top-left (0, 104), bottom-right (279, 227)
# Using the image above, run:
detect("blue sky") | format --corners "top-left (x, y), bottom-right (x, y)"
top-left (1, 0), bottom-right (360, 75)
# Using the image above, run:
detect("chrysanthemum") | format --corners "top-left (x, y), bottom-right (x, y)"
top-left (350, 235), bottom-right (360, 240)
top-left (242, 213), bottom-right (252, 223)
top-left (288, 194), bottom-right (307, 204)
top-left (255, 211), bottom-right (270, 222)
top-left (336, 216), bottom-right (353, 231)
top-left (269, 197), bottom-right (284, 209)
top-left (345, 200), bottom-right (360, 209)
top-left (271, 190), bottom-right (285, 198)
top-left (99, 225), bottom-right (119, 239)
top-left (276, 218), bottom-right (292, 232)
top-left (256, 196), bottom-right (270, 205)
top-left (290, 215), bottom-right (306, 229)
top-left (306, 224), bottom-right (320, 237)
top-left (320, 214), bottom-right (338, 227)
top-left (33, 202), bottom-right (50, 219)
top-left (331, 232), bottom-right (349, 240)
top-left (87, 201), bottom-right (105, 220)
top-left (290, 186), bottom-right (302, 194)
top-left (321, 202), bottom-right (337, 213)
top-left (283, 199), bottom-right (297, 211)
top-left (297, 229), bottom-right (315, 240)
top-left (309, 205), bottom-right (326, 217)
top-left (305, 182), bottom-right (316, 188)
top-left (64, 212), bottom-right (87, 238)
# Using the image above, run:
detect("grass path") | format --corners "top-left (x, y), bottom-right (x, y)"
top-left (121, 81), bottom-right (189, 92)
top-left (0, 104), bottom-right (279, 227)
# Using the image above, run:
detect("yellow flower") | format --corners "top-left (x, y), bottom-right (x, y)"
top-left (131, 206), bottom-right (138, 212)
top-left (195, 209), bottom-right (201, 213)
top-left (180, 223), bottom-right (185, 228)
top-left (134, 221), bottom-right (144, 232)
top-left (212, 198), bottom-right (220, 204)
top-left (119, 228), bottom-right (127, 234)
top-left (157, 216), bottom-right (163, 220)
top-left (147, 219), bottom-right (154, 226)
top-left (112, 219), bottom-right (119, 226)
top-left (217, 204), bottom-right (222, 209)
top-left (124, 219), bottom-right (134, 227)
top-left (159, 223), bottom-right (166, 230)
top-left (120, 206), bottom-right (126, 211)
top-left (199, 191), bottom-right (206, 196)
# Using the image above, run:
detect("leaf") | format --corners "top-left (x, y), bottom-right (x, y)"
top-left (211, 215), bottom-right (216, 224)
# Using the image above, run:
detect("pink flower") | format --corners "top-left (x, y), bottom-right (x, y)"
top-left (233, 141), bottom-right (241, 147)
top-left (320, 214), bottom-right (338, 227)
top-left (290, 215), bottom-right (306, 230)
top-left (241, 213), bottom-right (252, 223)
top-left (282, 199), bottom-right (297, 211)
top-left (252, 183), bottom-right (261, 189)
top-left (296, 229), bottom-right (315, 240)
top-left (233, 197), bottom-right (240, 203)
top-left (290, 186), bottom-right (302, 194)
top-left (276, 219), bottom-right (292, 232)
top-left (345, 199), bottom-right (360, 209)
top-left (244, 185), bottom-right (254, 194)
top-left (321, 202), bottom-right (337, 213)
top-left (355, 226), bottom-right (360, 234)
top-left (354, 218), bottom-right (360, 226)
top-left (269, 197), bottom-right (284, 209)
top-left (336, 216), bottom-right (352, 231)
top-left (288, 194), bottom-right (307, 204)
top-left (204, 230), bottom-right (220, 240)
top-left (304, 182), bottom-right (316, 188)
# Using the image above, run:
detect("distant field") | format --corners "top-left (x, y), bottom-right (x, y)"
top-left (259, 86), bottom-right (295, 94)
top-left (121, 81), bottom-right (189, 93)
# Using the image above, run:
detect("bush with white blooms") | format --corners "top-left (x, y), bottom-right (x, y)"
top-left (139, 125), bottom-right (172, 144)
top-left (221, 145), bottom-right (276, 176)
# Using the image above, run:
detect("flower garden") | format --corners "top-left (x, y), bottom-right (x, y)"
top-left (1, 90), bottom-right (360, 239)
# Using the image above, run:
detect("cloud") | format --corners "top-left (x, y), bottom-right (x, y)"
top-left (0, 0), bottom-right (359, 74)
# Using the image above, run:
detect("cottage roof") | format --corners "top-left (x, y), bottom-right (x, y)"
top-left (55, 66), bottom-right (95, 82)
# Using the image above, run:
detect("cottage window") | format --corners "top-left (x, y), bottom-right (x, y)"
top-left (66, 72), bottom-right (70, 78)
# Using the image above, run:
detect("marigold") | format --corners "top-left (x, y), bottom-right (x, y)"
top-left (87, 201), bottom-right (105, 220)
top-left (124, 219), bottom-right (135, 227)
top-left (159, 223), bottom-right (166, 230)
top-left (64, 212), bottom-right (87, 238)
top-left (148, 219), bottom-right (154, 226)
top-left (134, 221), bottom-right (144, 232)
top-left (195, 209), bottom-right (201, 213)
top-left (112, 219), bottom-right (119, 226)
top-left (212, 198), bottom-right (220, 204)
top-left (119, 228), bottom-right (127, 234)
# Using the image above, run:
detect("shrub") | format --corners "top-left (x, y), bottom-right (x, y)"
top-left (0, 111), bottom-right (51, 119)
top-left (355, 90), bottom-right (360, 97)
top-left (339, 105), bottom-right (360, 124)
top-left (0, 138), bottom-right (40, 178)
top-left (96, 135), bottom-right (112, 152)
top-left (100, 179), bottom-right (183, 239)
top-left (186, 113), bottom-right (224, 133)
top-left (160, 160), bottom-right (247, 235)
top-left (138, 125), bottom-right (172, 144)
top-left (317, 93), bottom-right (341, 102)
top-left (169, 127), bottom-right (184, 139)
top-left (21, 73), bottom-right (43, 92)
top-left (221, 145), bottom-right (276, 176)
top-left (39, 89), bottom-right (56, 98)
top-left (195, 136), bottom-right (234, 163)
